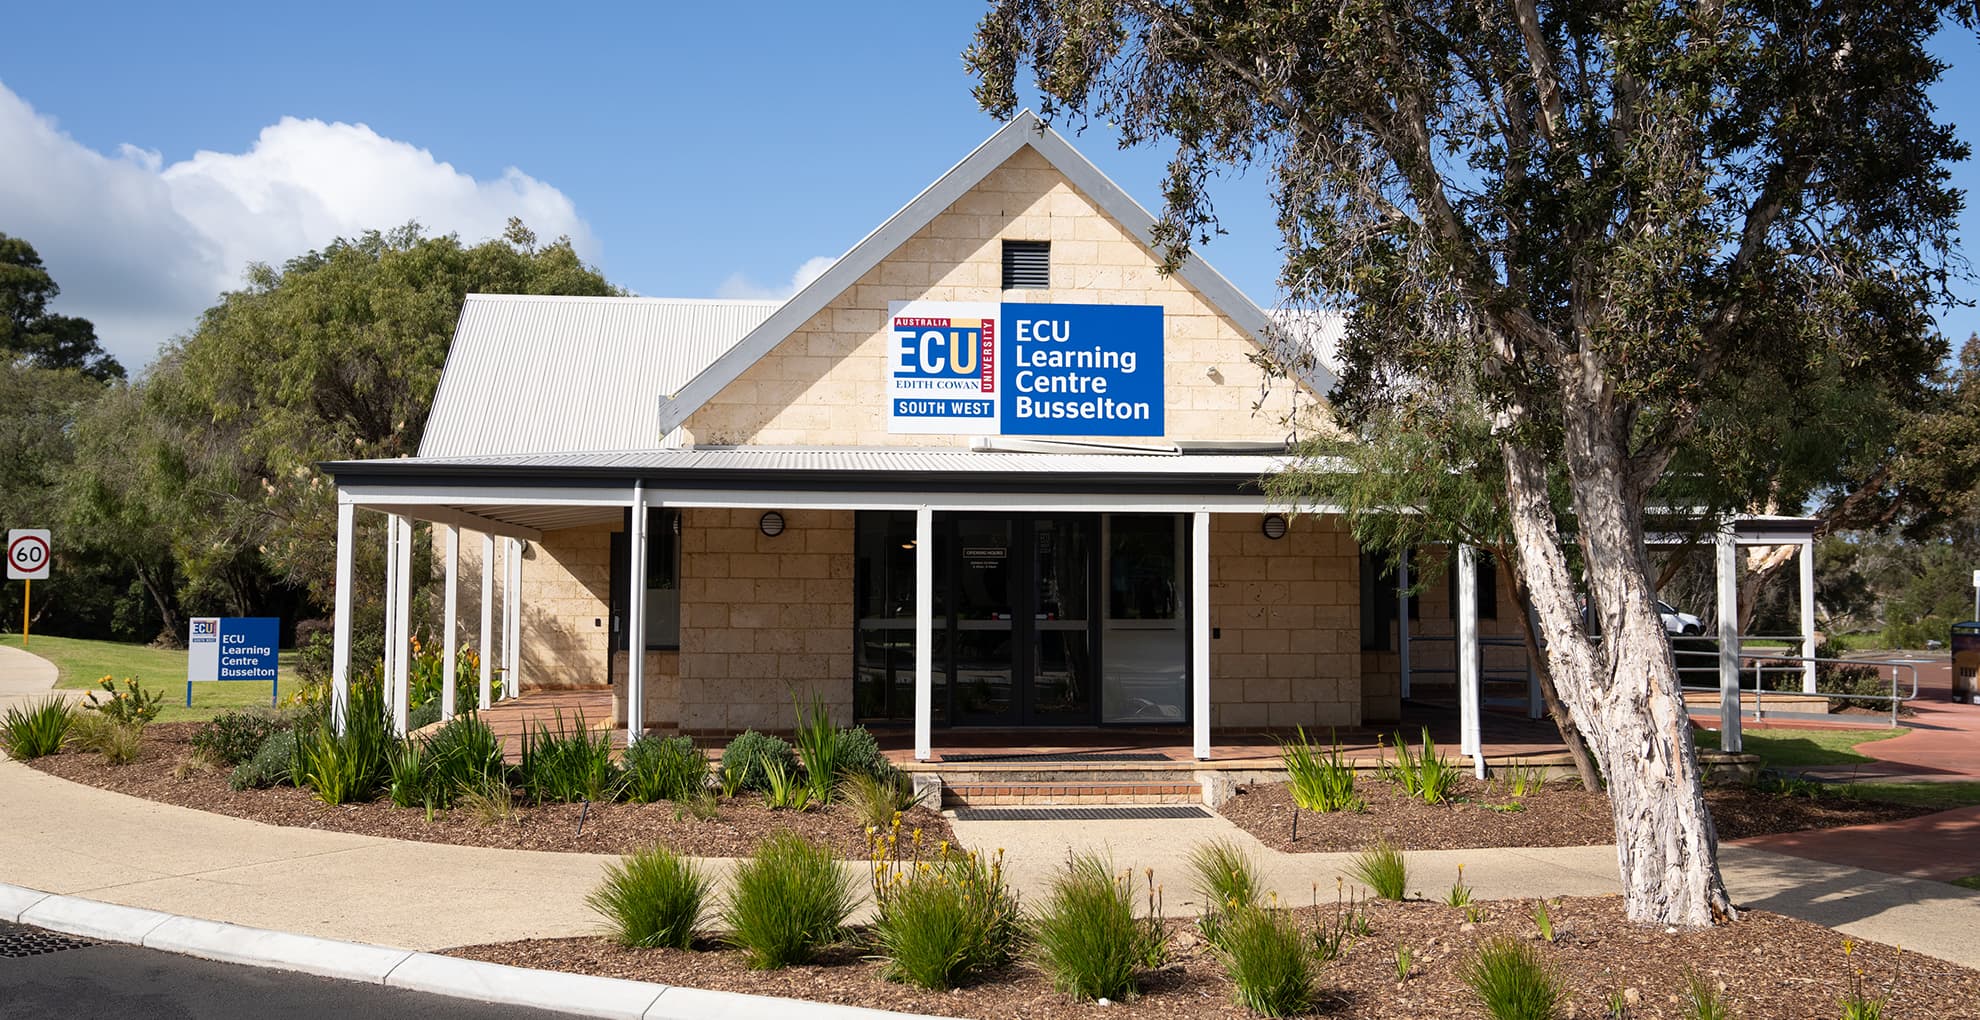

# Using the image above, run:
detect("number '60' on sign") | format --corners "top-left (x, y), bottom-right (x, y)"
top-left (7, 529), bottom-right (51, 581)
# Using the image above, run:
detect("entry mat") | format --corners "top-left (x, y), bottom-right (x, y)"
top-left (939, 752), bottom-right (1173, 763)
top-left (952, 806), bottom-right (1212, 822)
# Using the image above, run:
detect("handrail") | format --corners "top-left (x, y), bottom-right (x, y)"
top-left (1671, 648), bottom-right (1921, 726)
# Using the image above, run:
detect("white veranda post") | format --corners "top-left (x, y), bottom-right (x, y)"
top-left (503, 538), bottom-right (522, 700)
top-left (479, 533), bottom-right (494, 708)
top-left (330, 500), bottom-right (355, 735)
top-left (391, 515), bottom-right (413, 737)
top-left (442, 525), bottom-right (459, 721)
top-left (1716, 529), bottom-right (1743, 753)
top-left (1800, 539), bottom-right (1817, 694)
top-left (913, 507), bottom-right (933, 762)
top-left (1457, 544), bottom-right (1483, 778)
top-left (1396, 554), bottom-right (1412, 699)
top-left (626, 485), bottom-right (648, 736)
top-left (1192, 511), bottom-right (1211, 760)
top-left (381, 514), bottom-right (399, 710)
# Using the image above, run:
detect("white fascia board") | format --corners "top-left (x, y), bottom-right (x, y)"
top-left (339, 483), bottom-right (637, 507)
top-left (357, 504), bottom-right (544, 542)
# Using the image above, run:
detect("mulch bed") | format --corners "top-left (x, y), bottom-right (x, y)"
top-left (1219, 777), bottom-right (1939, 853)
top-left (447, 896), bottom-right (1980, 1019)
top-left (23, 722), bottom-right (953, 858)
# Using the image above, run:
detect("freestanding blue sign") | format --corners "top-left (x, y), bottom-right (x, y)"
top-left (187, 616), bottom-right (280, 706)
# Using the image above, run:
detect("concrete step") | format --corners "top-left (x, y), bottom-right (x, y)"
top-left (942, 780), bottom-right (1202, 807)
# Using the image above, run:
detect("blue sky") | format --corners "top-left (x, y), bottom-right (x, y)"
top-left (2, 2), bottom-right (1976, 372)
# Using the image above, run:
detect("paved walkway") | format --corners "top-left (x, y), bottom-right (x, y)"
top-left (0, 642), bottom-right (78, 714)
top-left (1733, 805), bottom-right (1980, 882)
top-left (1812, 659), bottom-right (1980, 780)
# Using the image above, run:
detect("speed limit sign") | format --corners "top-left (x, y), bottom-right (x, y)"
top-left (7, 529), bottom-right (50, 581)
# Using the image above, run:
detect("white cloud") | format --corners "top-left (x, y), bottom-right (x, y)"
top-left (0, 81), bottom-right (595, 372)
top-left (715, 254), bottom-right (836, 300)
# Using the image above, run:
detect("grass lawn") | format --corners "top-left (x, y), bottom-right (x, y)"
top-left (1838, 781), bottom-right (1980, 811)
top-left (1, 634), bottom-right (300, 723)
top-left (1693, 725), bottom-right (1909, 768)
top-left (1954, 875), bottom-right (1980, 891)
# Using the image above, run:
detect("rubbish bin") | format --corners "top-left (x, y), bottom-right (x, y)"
top-left (1951, 622), bottom-right (1980, 704)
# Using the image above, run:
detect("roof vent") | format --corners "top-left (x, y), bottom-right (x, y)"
top-left (1001, 241), bottom-right (1050, 290)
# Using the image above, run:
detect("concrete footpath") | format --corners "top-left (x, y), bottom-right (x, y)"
top-left (0, 642), bottom-right (73, 714)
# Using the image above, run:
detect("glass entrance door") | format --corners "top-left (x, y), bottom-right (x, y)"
top-left (951, 517), bottom-right (1018, 724)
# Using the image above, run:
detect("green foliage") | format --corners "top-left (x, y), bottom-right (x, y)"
top-left (1838, 940), bottom-right (1890, 1020)
top-left (294, 678), bottom-right (392, 805)
top-left (1463, 937), bottom-right (1565, 1020)
top-left (406, 639), bottom-right (495, 714)
top-left (229, 729), bottom-right (299, 790)
top-left (0, 233), bottom-right (122, 379)
top-left (1395, 944), bottom-right (1414, 982)
top-left (84, 675), bottom-right (163, 727)
top-left (1445, 865), bottom-right (1473, 908)
top-left (719, 730), bottom-right (797, 793)
top-left (1281, 727), bottom-right (1362, 812)
top-left (419, 714), bottom-right (505, 805)
top-left (841, 767), bottom-right (924, 830)
top-left (1187, 839), bottom-right (1261, 947)
top-left (835, 724), bottom-right (888, 780)
top-left (1309, 882), bottom-right (1367, 963)
top-left (720, 831), bottom-right (857, 969)
top-left (621, 735), bottom-right (708, 804)
top-left (519, 712), bottom-right (620, 804)
top-left (1530, 900), bottom-right (1556, 943)
top-left (0, 696), bottom-right (75, 759)
top-left (388, 740), bottom-right (428, 808)
top-left (1028, 852), bottom-right (1165, 1002)
top-left (760, 754), bottom-right (814, 811)
top-left (1382, 728), bottom-right (1459, 805)
top-left (790, 694), bottom-right (844, 804)
top-left (1214, 907), bottom-right (1314, 1017)
top-left (1349, 841), bottom-right (1410, 901)
top-left (586, 844), bottom-right (712, 950)
top-left (406, 700), bottom-right (442, 733)
top-left (1501, 763), bottom-right (1546, 800)
top-left (1681, 970), bottom-right (1738, 1020)
top-left (870, 847), bottom-right (1021, 990)
top-left (192, 710), bottom-right (281, 766)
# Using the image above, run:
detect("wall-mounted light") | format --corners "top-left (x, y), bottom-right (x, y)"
top-left (759, 511), bottom-right (786, 538)
top-left (1261, 514), bottom-right (1289, 540)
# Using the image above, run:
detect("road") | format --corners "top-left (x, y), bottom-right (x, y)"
top-left (0, 922), bottom-right (564, 1020)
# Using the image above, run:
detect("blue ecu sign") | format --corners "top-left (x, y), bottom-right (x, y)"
top-left (187, 616), bottom-right (280, 706)
top-left (886, 300), bottom-right (1164, 436)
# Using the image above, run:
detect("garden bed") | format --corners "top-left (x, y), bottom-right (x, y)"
top-left (447, 896), bottom-right (1980, 1019)
top-left (23, 722), bottom-right (954, 858)
top-left (1218, 777), bottom-right (1940, 853)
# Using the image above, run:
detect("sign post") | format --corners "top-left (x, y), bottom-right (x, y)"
top-left (187, 617), bottom-right (281, 707)
top-left (7, 529), bottom-right (52, 648)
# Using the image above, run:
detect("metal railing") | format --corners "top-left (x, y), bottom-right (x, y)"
top-left (1670, 637), bottom-right (1921, 726)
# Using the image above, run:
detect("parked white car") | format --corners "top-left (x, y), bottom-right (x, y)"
top-left (1658, 600), bottom-right (1703, 636)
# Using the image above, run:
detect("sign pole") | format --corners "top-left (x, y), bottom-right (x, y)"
top-left (20, 578), bottom-right (28, 649)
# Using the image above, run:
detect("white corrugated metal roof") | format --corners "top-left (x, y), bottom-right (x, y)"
top-left (417, 294), bottom-right (780, 458)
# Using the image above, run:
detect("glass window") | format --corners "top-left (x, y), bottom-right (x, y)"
top-left (1101, 514), bottom-right (1188, 723)
top-left (854, 511), bottom-right (936, 722)
top-left (643, 508), bottom-right (680, 649)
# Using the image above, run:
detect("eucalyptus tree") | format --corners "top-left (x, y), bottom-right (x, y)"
top-left (970, 1), bottom-right (1968, 925)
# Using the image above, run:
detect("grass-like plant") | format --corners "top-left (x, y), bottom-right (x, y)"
top-left (1463, 936), bottom-right (1564, 1020)
top-left (294, 678), bottom-right (392, 805)
top-left (1281, 727), bottom-right (1363, 812)
top-left (760, 754), bottom-right (814, 810)
top-left (1350, 840), bottom-right (1410, 901)
top-left (459, 775), bottom-right (517, 824)
top-left (1029, 852), bottom-right (1165, 1002)
top-left (1395, 944), bottom-right (1414, 982)
top-left (586, 843), bottom-right (712, 949)
top-left (1531, 899), bottom-right (1555, 943)
top-left (871, 847), bottom-right (1020, 990)
top-left (420, 713), bottom-right (505, 806)
top-left (1838, 939), bottom-right (1889, 1020)
top-left (519, 711), bottom-right (620, 803)
top-left (1, 696), bottom-right (75, 759)
top-left (721, 831), bottom-right (857, 968)
top-left (1383, 727), bottom-right (1459, 804)
top-left (388, 740), bottom-right (427, 808)
top-left (1445, 863), bottom-right (1473, 907)
top-left (790, 693), bottom-right (844, 804)
top-left (1215, 906), bottom-right (1313, 1017)
top-left (1187, 839), bottom-right (1261, 947)
top-left (1680, 969), bottom-right (1738, 1020)
top-left (842, 767), bottom-right (923, 829)
top-left (1502, 762), bottom-right (1547, 799)
top-left (622, 735), bottom-right (708, 804)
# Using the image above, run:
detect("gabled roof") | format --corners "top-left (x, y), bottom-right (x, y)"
top-left (418, 294), bottom-right (779, 458)
top-left (654, 110), bottom-right (1335, 435)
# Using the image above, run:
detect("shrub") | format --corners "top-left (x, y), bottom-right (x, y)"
top-left (1383, 728), bottom-right (1459, 804)
top-left (83, 676), bottom-right (163, 727)
top-left (1282, 727), bottom-right (1362, 812)
top-left (69, 714), bottom-right (144, 765)
top-left (192, 710), bottom-right (281, 766)
top-left (1, 697), bottom-right (75, 759)
top-left (519, 712), bottom-right (620, 803)
top-left (388, 741), bottom-right (427, 808)
top-left (420, 714), bottom-right (506, 806)
top-left (790, 695), bottom-right (844, 804)
top-left (294, 679), bottom-right (393, 805)
top-left (871, 848), bottom-right (1020, 990)
top-left (460, 775), bottom-right (518, 824)
top-left (842, 767), bottom-right (923, 830)
top-left (1463, 936), bottom-right (1564, 1020)
top-left (721, 831), bottom-right (857, 968)
top-left (719, 730), bottom-right (797, 793)
top-left (836, 724), bottom-right (888, 779)
top-left (622, 735), bottom-right (708, 804)
top-left (586, 843), bottom-right (712, 949)
top-left (1216, 907), bottom-right (1314, 1017)
top-left (406, 700), bottom-right (443, 732)
top-left (229, 730), bottom-right (299, 790)
top-left (1350, 841), bottom-right (1410, 901)
top-left (1188, 839), bottom-right (1261, 947)
top-left (1029, 852), bottom-right (1165, 1002)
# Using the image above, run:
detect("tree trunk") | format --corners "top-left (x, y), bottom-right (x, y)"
top-left (1735, 545), bottom-right (1798, 636)
top-left (1499, 395), bottom-right (1735, 927)
top-left (1505, 573), bottom-right (1601, 791)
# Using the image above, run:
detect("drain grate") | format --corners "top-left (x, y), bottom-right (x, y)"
top-left (0, 922), bottom-right (97, 959)
top-left (953, 805), bottom-right (1211, 821)
top-left (940, 752), bottom-right (1173, 763)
